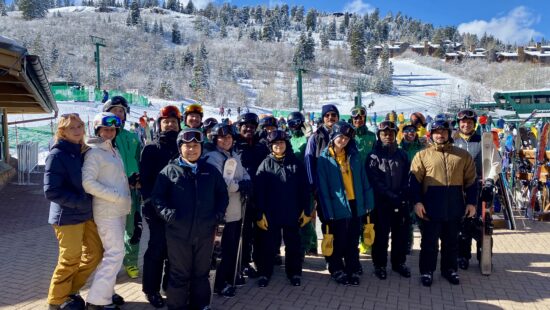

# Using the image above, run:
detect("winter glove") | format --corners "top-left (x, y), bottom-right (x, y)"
top-left (481, 178), bottom-right (495, 202)
top-left (238, 179), bottom-right (253, 197)
top-left (128, 172), bottom-right (140, 189)
top-left (227, 180), bottom-right (239, 193)
top-left (256, 213), bottom-right (269, 231)
top-left (159, 208), bottom-right (176, 223)
top-left (129, 211), bottom-right (143, 245)
top-left (298, 211), bottom-right (312, 228)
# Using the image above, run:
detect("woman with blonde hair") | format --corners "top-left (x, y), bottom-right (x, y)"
top-left (45, 113), bottom-right (102, 310)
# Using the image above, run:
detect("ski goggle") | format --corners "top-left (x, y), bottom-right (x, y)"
top-left (351, 108), bottom-right (366, 118)
top-left (287, 118), bottom-right (303, 129)
top-left (159, 105), bottom-right (182, 120)
top-left (431, 120), bottom-right (450, 131)
top-left (378, 121), bottom-right (397, 131)
top-left (457, 109), bottom-right (477, 120)
top-left (213, 125), bottom-right (234, 137)
top-left (403, 127), bottom-right (416, 133)
top-left (101, 115), bottom-right (121, 128)
top-left (267, 130), bottom-right (288, 143)
top-left (203, 118), bottom-right (218, 129)
top-left (60, 113), bottom-right (80, 118)
top-left (179, 130), bottom-right (204, 143)
top-left (185, 104), bottom-right (203, 115)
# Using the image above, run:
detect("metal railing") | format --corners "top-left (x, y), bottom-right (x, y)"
top-left (14, 141), bottom-right (39, 185)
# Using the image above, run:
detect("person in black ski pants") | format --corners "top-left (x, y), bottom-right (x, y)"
top-left (140, 105), bottom-right (182, 308)
top-left (254, 130), bottom-right (311, 288)
top-left (366, 121), bottom-right (411, 280)
top-left (233, 113), bottom-right (269, 280)
top-left (152, 128), bottom-right (228, 310)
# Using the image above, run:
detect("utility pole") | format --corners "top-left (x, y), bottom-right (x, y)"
top-left (90, 35), bottom-right (106, 90)
top-left (296, 67), bottom-right (304, 112)
top-left (354, 78), bottom-right (364, 108)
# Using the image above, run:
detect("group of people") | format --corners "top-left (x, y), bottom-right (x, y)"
top-left (45, 99), bottom-right (501, 310)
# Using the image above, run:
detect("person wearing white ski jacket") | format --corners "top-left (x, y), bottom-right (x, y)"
top-left (83, 113), bottom-right (131, 308)
top-left (204, 123), bottom-right (252, 297)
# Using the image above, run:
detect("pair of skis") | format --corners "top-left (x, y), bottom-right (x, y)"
top-left (528, 123), bottom-right (550, 220)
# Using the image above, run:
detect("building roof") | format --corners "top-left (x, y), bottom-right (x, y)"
top-left (497, 52), bottom-right (518, 57)
top-left (524, 50), bottom-right (550, 57)
top-left (0, 36), bottom-right (58, 114)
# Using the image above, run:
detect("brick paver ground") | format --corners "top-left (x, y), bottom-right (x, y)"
top-left (2, 173), bottom-right (550, 309)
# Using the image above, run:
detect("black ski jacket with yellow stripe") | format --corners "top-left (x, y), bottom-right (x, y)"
top-left (409, 142), bottom-right (477, 221)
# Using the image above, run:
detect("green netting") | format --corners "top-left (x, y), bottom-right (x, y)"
top-left (8, 125), bottom-right (55, 149)
top-left (50, 85), bottom-right (150, 107)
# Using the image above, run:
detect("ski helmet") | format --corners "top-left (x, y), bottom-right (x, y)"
top-left (177, 127), bottom-right (204, 148)
top-left (331, 121), bottom-right (355, 141)
top-left (183, 104), bottom-right (204, 126)
top-left (103, 96), bottom-right (130, 115)
top-left (456, 108), bottom-right (477, 124)
top-left (287, 111), bottom-right (305, 130)
top-left (236, 112), bottom-right (259, 127)
top-left (157, 105), bottom-right (182, 131)
top-left (210, 123), bottom-right (235, 143)
top-left (259, 116), bottom-right (278, 129)
top-left (266, 129), bottom-right (288, 145)
top-left (402, 122), bottom-right (417, 134)
top-left (376, 120), bottom-right (398, 139)
top-left (93, 112), bottom-right (121, 136)
top-left (430, 119), bottom-right (452, 136)
top-left (203, 118), bottom-right (219, 131)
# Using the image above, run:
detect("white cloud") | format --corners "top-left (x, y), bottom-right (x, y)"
top-left (343, 0), bottom-right (375, 16)
top-left (457, 6), bottom-right (542, 44)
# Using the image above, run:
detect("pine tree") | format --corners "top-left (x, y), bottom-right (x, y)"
top-left (158, 81), bottom-right (174, 99)
top-left (143, 19), bottom-right (150, 32)
top-left (365, 44), bottom-right (377, 75)
top-left (183, 48), bottom-right (194, 68)
top-left (237, 27), bottom-right (243, 40)
top-left (20, 0), bottom-right (48, 20)
top-left (220, 24), bottom-right (228, 38)
top-left (0, 0), bottom-right (7, 16)
top-left (191, 47), bottom-right (210, 98)
top-left (166, 0), bottom-right (177, 11)
top-left (320, 29), bottom-right (329, 50)
top-left (339, 19), bottom-right (346, 35)
top-left (293, 31), bottom-right (315, 69)
top-left (159, 21), bottom-right (164, 35)
top-left (295, 6), bottom-right (304, 22)
top-left (261, 15), bottom-right (276, 42)
top-left (328, 18), bottom-right (337, 40)
top-left (305, 9), bottom-right (316, 31)
top-left (171, 22), bottom-right (181, 44)
top-left (185, 0), bottom-right (195, 14)
top-left (129, 0), bottom-right (140, 25)
top-left (152, 20), bottom-right (158, 34)
top-left (305, 31), bottom-right (316, 62)
top-left (249, 28), bottom-right (258, 41)
top-left (50, 42), bottom-right (59, 66)
top-left (349, 21), bottom-right (366, 70)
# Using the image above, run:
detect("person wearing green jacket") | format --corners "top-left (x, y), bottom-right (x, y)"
top-left (288, 112), bottom-right (317, 257)
top-left (351, 106), bottom-right (377, 255)
top-left (103, 96), bottom-right (143, 279)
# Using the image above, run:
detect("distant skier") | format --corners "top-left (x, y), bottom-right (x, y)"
top-left (101, 90), bottom-right (109, 103)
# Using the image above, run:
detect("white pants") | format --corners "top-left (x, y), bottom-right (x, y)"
top-left (86, 216), bottom-right (126, 305)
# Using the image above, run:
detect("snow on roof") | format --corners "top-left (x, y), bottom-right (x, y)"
top-left (497, 52), bottom-right (518, 57)
top-left (445, 52), bottom-right (459, 56)
top-left (524, 50), bottom-right (550, 57)
top-left (495, 88), bottom-right (550, 94)
top-left (410, 44), bottom-right (424, 48)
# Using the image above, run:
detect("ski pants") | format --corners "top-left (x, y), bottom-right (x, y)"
top-left (142, 211), bottom-right (169, 295)
top-left (418, 218), bottom-right (460, 274)
top-left (123, 189), bottom-right (141, 267)
top-left (242, 206), bottom-right (256, 266)
top-left (87, 216), bottom-right (126, 306)
top-left (255, 224), bottom-right (302, 279)
top-left (323, 202), bottom-right (362, 276)
top-left (48, 220), bottom-right (102, 305)
top-left (214, 220), bottom-right (241, 290)
top-left (371, 206), bottom-right (408, 269)
top-left (165, 229), bottom-right (213, 310)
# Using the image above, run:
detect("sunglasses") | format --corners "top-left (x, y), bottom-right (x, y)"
top-left (160, 105), bottom-right (182, 119)
top-left (180, 130), bottom-right (204, 143)
top-left (378, 121), bottom-right (397, 131)
top-left (185, 104), bottom-right (204, 115)
top-left (60, 113), bottom-right (80, 118)
top-left (324, 112), bottom-right (338, 118)
top-left (403, 128), bottom-right (416, 133)
top-left (101, 115), bottom-right (121, 128)
top-left (351, 108), bottom-right (366, 118)
top-left (457, 110), bottom-right (476, 120)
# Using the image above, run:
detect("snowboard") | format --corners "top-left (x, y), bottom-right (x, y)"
top-left (480, 131), bottom-right (494, 276)
top-left (529, 122), bottom-right (550, 219)
top-left (210, 158), bottom-right (238, 298)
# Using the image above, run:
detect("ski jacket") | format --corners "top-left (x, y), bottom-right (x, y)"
top-left (366, 141), bottom-right (410, 208)
top-left (453, 132), bottom-right (501, 181)
top-left (255, 150), bottom-right (310, 226)
top-left (289, 130), bottom-right (307, 162)
top-left (409, 142), bottom-right (477, 221)
top-left (44, 139), bottom-right (93, 226)
top-left (151, 158), bottom-right (228, 240)
top-left (354, 125), bottom-right (376, 162)
top-left (139, 131), bottom-right (179, 216)
top-left (116, 128), bottom-right (141, 177)
top-left (399, 138), bottom-right (425, 162)
top-left (317, 144), bottom-right (373, 221)
top-left (304, 125), bottom-right (332, 187)
top-left (83, 138), bottom-right (131, 220)
top-left (204, 147), bottom-right (250, 223)
top-left (233, 135), bottom-right (269, 182)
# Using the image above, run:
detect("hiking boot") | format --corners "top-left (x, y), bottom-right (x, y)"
top-left (392, 264), bottom-right (411, 278)
top-left (289, 275), bottom-right (301, 286)
top-left (220, 285), bottom-right (236, 298)
top-left (331, 271), bottom-right (349, 285)
top-left (68, 294), bottom-right (85, 309)
top-left (374, 266), bottom-right (387, 280)
top-left (86, 303), bottom-right (119, 310)
top-left (242, 264), bottom-right (258, 278)
top-left (442, 270), bottom-right (460, 285)
top-left (257, 276), bottom-right (269, 288)
top-left (112, 294), bottom-right (124, 306)
top-left (125, 265), bottom-right (139, 279)
top-left (145, 292), bottom-right (165, 308)
top-left (458, 257), bottom-right (469, 270)
top-left (349, 273), bottom-right (360, 286)
top-left (421, 272), bottom-right (433, 287)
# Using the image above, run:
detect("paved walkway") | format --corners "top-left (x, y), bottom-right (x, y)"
top-left (2, 173), bottom-right (550, 310)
